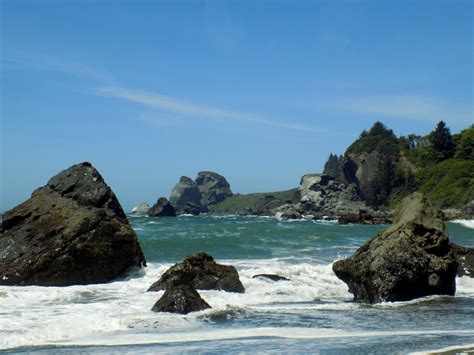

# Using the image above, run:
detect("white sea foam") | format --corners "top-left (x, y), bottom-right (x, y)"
top-left (451, 219), bottom-right (474, 229)
top-left (2, 259), bottom-right (474, 350)
top-left (0, 260), bottom-right (350, 350)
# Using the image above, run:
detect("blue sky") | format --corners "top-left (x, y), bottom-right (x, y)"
top-left (1, 0), bottom-right (472, 212)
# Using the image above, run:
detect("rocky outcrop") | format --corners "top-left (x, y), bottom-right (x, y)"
top-left (182, 203), bottom-right (200, 216)
top-left (148, 197), bottom-right (176, 217)
top-left (296, 173), bottom-right (382, 221)
top-left (450, 243), bottom-right (474, 277)
top-left (131, 202), bottom-right (150, 215)
top-left (169, 176), bottom-right (202, 213)
top-left (195, 171), bottom-right (233, 209)
top-left (169, 172), bottom-right (233, 214)
top-left (151, 284), bottom-right (211, 314)
top-left (338, 209), bottom-right (391, 225)
top-left (252, 274), bottom-right (290, 281)
top-left (332, 192), bottom-right (458, 303)
top-left (148, 252), bottom-right (245, 293)
top-left (0, 162), bottom-right (146, 286)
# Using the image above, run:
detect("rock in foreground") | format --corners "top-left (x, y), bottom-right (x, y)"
top-left (0, 162), bottom-right (146, 286)
top-left (332, 192), bottom-right (458, 303)
top-left (148, 197), bottom-right (176, 217)
top-left (151, 284), bottom-right (211, 314)
top-left (148, 252), bottom-right (245, 293)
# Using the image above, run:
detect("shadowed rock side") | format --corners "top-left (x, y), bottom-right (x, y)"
top-left (169, 176), bottom-right (202, 214)
top-left (151, 284), bottom-right (211, 314)
top-left (148, 252), bottom-right (245, 293)
top-left (0, 162), bottom-right (146, 286)
top-left (332, 192), bottom-right (458, 303)
top-left (148, 197), bottom-right (176, 217)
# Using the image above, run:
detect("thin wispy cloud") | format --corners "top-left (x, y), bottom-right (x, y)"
top-left (327, 95), bottom-right (472, 125)
top-left (94, 86), bottom-right (323, 133)
top-left (2, 48), bottom-right (114, 84)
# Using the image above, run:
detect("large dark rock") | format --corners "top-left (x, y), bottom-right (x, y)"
top-left (450, 243), bottom-right (474, 277)
top-left (0, 162), bottom-right (146, 286)
top-left (148, 252), bottom-right (245, 293)
top-left (169, 176), bottom-right (203, 214)
top-left (195, 171), bottom-right (233, 208)
top-left (332, 192), bottom-right (458, 303)
top-left (148, 197), bottom-right (176, 217)
top-left (151, 284), bottom-right (211, 314)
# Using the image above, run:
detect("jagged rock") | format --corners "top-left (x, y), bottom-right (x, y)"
top-left (151, 284), bottom-right (211, 314)
top-left (450, 243), bottom-right (474, 277)
top-left (195, 171), bottom-right (233, 209)
top-left (182, 203), bottom-right (200, 216)
top-left (148, 197), bottom-right (176, 217)
top-left (148, 252), bottom-right (245, 293)
top-left (169, 176), bottom-right (203, 213)
top-left (298, 173), bottom-right (380, 221)
top-left (338, 209), bottom-right (391, 225)
top-left (279, 208), bottom-right (303, 220)
top-left (131, 202), bottom-right (150, 215)
top-left (252, 274), bottom-right (290, 281)
top-left (0, 162), bottom-right (146, 286)
top-left (332, 192), bottom-right (458, 303)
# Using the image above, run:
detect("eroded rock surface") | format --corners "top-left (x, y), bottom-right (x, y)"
top-left (148, 252), bottom-right (245, 293)
top-left (0, 162), bottom-right (146, 286)
top-left (332, 192), bottom-right (458, 303)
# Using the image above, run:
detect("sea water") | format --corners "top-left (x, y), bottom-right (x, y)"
top-left (1, 216), bottom-right (473, 354)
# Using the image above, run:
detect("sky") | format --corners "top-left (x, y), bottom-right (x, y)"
top-left (1, 0), bottom-right (473, 212)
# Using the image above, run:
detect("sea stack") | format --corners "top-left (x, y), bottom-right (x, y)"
top-left (332, 192), bottom-right (458, 303)
top-left (0, 162), bottom-right (146, 286)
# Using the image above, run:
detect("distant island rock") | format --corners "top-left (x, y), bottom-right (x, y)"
top-left (131, 202), bottom-right (150, 215)
top-left (0, 162), bottom-right (146, 286)
top-left (169, 172), bottom-right (233, 214)
top-left (148, 197), bottom-right (176, 217)
top-left (332, 192), bottom-right (458, 303)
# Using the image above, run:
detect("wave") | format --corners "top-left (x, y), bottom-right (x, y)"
top-left (10, 328), bottom-right (474, 349)
top-left (2, 259), bottom-right (474, 350)
top-left (451, 219), bottom-right (474, 229)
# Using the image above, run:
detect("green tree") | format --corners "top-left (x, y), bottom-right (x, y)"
top-left (454, 126), bottom-right (474, 160)
top-left (429, 121), bottom-right (455, 161)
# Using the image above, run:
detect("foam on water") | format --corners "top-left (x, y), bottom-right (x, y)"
top-left (0, 260), bottom-right (351, 350)
top-left (451, 219), bottom-right (474, 229)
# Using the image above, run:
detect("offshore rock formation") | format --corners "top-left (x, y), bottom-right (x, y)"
top-left (169, 172), bottom-right (233, 214)
top-left (0, 162), bottom-right (146, 286)
top-left (169, 176), bottom-right (202, 213)
top-left (195, 171), bottom-right (233, 211)
top-left (148, 197), bottom-right (176, 217)
top-left (332, 193), bottom-right (458, 303)
top-left (148, 252), bottom-right (245, 293)
top-left (151, 284), bottom-right (211, 314)
top-left (131, 202), bottom-right (150, 215)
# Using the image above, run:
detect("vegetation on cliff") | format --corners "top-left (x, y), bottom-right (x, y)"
top-left (325, 122), bottom-right (474, 209)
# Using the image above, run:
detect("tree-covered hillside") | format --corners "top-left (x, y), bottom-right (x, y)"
top-left (324, 122), bottom-right (474, 209)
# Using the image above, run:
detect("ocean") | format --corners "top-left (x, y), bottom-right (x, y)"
top-left (1, 215), bottom-right (473, 354)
